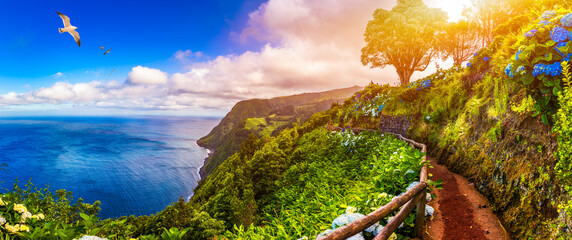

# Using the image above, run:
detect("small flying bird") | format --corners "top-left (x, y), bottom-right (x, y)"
top-left (104, 48), bottom-right (111, 55)
top-left (57, 11), bottom-right (80, 47)
top-left (99, 46), bottom-right (104, 50)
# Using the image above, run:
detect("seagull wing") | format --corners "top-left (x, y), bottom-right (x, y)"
top-left (104, 48), bottom-right (111, 55)
top-left (56, 11), bottom-right (72, 27)
top-left (68, 30), bottom-right (81, 47)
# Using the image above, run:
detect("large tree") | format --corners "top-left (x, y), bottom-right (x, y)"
top-left (438, 20), bottom-right (480, 65)
top-left (361, 0), bottom-right (447, 86)
top-left (463, 0), bottom-right (513, 47)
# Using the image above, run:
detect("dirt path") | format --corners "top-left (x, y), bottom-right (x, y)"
top-left (424, 157), bottom-right (510, 240)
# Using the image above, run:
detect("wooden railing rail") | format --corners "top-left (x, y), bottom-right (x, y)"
top-left (322, 126), bottom-right (428, 240)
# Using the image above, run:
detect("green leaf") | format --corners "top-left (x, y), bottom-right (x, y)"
top-left (532, 56), bottom-right (544, 64)
top-left (521, 74), bottom-right (534, 85)
top-left (544, 78), bottom-right (555, 87)
top-left (546, 40), bottom-right (556, 47)
top-left (541, 114), bottom-right (549, 125)
top-left (79, 212), bottom-right (89, 220)
top-left (553, 86), bottom-right (561, 95)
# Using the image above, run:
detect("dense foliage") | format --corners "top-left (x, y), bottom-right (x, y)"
top-left (554, 61), bottom-right (572, 216)
top-left (224, 129), bottom-right (425, 239)
top-left (504, 8), bottom-right (572, 124)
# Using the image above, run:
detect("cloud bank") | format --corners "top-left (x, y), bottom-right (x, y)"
top-left (2, 0), bottom-right (433, 114)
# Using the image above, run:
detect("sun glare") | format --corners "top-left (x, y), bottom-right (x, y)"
top-left (425, 0), bottom-right (474, 22)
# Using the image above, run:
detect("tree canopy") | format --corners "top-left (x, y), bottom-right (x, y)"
top-left (438, 20), bottom-right (480, 65)
top-left (361, 0), bottom-right (447, 86)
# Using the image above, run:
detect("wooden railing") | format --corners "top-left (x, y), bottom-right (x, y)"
top-left (322, 126), bottom-right (428, 240)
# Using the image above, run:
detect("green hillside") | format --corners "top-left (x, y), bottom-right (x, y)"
top-left (196, 85), bottom-right (362, 178)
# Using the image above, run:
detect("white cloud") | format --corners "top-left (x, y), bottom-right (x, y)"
top-left (172, 50), bottom-right (203, 63)
top-left (168, 0), bottom-right (402, 102)
top-left (51, 72), bottom-right (65, 79)
top-left (126, 66), bottom-right (169, 85)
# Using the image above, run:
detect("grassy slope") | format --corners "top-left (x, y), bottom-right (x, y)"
top-left (196, 86), bottom-right (362, 178)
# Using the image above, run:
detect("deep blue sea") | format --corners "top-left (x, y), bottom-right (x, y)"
top-left (0, 116), bottom-right (220, 219)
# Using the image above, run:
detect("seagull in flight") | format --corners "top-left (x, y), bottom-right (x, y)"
top-left (100, 46), bottom-right (104, 50)
top-left (57, 11), bottom-right (80, 47)
top-left (104, 48), bottom-right (112, 55)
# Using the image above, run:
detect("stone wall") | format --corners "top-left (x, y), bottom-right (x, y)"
top-left (378, 115), bottom-right (411, 137)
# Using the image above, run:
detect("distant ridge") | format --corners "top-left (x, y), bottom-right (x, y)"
top-left (197, 85), bottom-right (363, 178)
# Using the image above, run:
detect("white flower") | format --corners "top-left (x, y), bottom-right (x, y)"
top-left (0, 216), bottom-right (6, 225)
top-left (345, 206), bottom-right (358, 214)
top-left (20, 211), bottom-right (32, 223)
top-left (425, 205), bottom-right (435, 216)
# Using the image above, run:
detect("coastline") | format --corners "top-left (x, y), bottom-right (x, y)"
top-left (189, 141), bottom-right (213, 202)
top-left (195, 141), bottom-right (213, 181)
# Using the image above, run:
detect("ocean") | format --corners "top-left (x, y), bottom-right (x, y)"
top-left (0, 116), bottom-right (220, 219)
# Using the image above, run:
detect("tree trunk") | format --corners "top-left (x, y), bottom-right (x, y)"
top-left (397, 69), bottom-right (414, 86)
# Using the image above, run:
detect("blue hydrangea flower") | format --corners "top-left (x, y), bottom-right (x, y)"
top-left (365, 222), bottom-right (380, 234)
top-left (524, 29), bottom-right (537, 38)
top-left (345, 233), bottom-right (365, 240)
top-left (533, 63), bottom-right (546, 77)
top-left (474, 52), bottom-right (478, 57)
top-left (515, 49), bottom-right (523, 60)
top-left (516, 66), bottom-right (526, 75)
top-left (541, 10), bottom-right (556, 20)
top-left (316, 229), bottom-right (334, 239)
top-left (406, 181), bottom-right (420, 191)
top-left (547, 62), bottom-right (562, 76)
top-left (425, 205), bottom-right (435, 216)
top-left (505, 63), bottom-right (514, 77)
top-left (378, 105), bottom-right (384, 112)
top-left (332, 213), bottom-right (364, 229)
top-left (483, 56), bottom-right (490, 61)
top-left (562, 13), bottom-right (572, 27)
top-left (551, 26), bottom-right (569, 42)
top-left (538, 20), bottom-right (551, 26)
top-left (467, 62), bottom-right (472, 67)
top-left (373, 224), bottom-right (384, 236)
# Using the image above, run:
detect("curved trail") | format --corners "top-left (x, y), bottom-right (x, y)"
top-left (424, 157), bottom-right (510, 240)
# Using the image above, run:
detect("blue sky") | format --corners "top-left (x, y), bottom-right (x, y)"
top-left (0, 0), bottom-right (265, 91)
top-left (0, 0), bottom-right (467, 116)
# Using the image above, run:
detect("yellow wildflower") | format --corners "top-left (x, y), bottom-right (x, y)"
top-left (0, 198), bottom-right (6, 206)
top-left (14, 204), bottom-right (27, 213)
top-left (17, 224), bottom-right (30, 232)
top-left (32, 213), bottom-right (45, 220)
top-left (5, 224), bottom-right (18, 233)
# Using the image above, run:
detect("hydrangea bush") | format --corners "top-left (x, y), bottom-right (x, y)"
top-left (342, 91), bottom-right (391, 122)
top-left (504, 9), bottom-right (572, 124)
